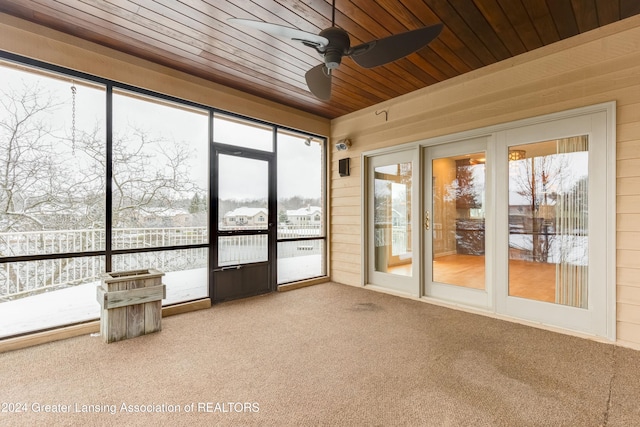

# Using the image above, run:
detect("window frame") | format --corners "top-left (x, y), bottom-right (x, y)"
top-left (0, 51), bottom-right (328, 338)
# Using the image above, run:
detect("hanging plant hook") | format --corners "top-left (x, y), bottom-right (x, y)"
top-left (375, 109), bottom-right (388, 122)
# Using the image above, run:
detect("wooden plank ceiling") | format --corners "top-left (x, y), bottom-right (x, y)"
top-left (1, 1), bottom-right (639, 119)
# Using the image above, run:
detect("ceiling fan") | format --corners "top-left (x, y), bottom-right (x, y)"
top-left (229, 0), bottom-right (443, 100)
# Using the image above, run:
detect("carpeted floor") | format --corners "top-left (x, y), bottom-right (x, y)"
top-left (1, 282), bottom-right (639, 426)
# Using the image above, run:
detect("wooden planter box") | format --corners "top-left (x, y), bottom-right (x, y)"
top-left (97, 269), bottom-right (166, 343)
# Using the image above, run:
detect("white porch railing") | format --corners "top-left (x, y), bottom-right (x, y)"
top-left (0, 225), bottom-right (323, 300)
top-left (0, 227), bottom-right (210, 257)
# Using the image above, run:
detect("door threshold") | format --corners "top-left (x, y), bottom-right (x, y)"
top-left (363, 283), bottom-right (419, 300)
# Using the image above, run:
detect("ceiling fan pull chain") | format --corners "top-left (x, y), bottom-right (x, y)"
top-left (70, 81), bottom-right (77, 154)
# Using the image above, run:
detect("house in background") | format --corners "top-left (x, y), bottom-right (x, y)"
top-left (140, 208), bottom-right (193, 228)
top-left (223, 207), bottom-right (268, 228)
top-left (285, 206), bottom-right (322, 226)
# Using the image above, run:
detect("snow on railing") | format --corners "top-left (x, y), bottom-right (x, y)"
top-left (112, 227), bottom-right (208, 249)
top-left (277, 224), bottom-right (322, 239)
top-left (0, 229), bottom-right (107, 257)
top-left (0, 227), bottom-right (210, 257)
top-left (0, 256), bottom-right (104, 301)
top-left (1, 225), bottom-right (323, 300)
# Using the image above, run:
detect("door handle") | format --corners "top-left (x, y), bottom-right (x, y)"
top-left (424, 210), bottom-right (430, 231)
top-left (213, 265), bottom-right (242, 272)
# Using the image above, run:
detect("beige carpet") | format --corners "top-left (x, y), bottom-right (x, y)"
top-left (1, 282), bottom-right (639, 426)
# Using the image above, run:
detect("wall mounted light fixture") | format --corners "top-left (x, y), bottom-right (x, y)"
top-left (335, 138), bottom-right (351, 151)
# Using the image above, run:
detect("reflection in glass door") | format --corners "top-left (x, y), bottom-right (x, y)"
top-left (410, 107), bottom-right (611, 338)
top-left (495, 109), bottom-right (612, 339)
top-left (424, 138), bottom-right (489, 308)
top-left (432, 154), bottom-right (486, 289)
top-left (366, 149), bottom-right (419, 296)
top-left (507, 137), bottom-right (589, 308)
top-left (374, 163), bottom-right (413, 276)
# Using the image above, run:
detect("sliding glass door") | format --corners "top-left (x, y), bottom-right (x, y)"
top-left (495, 112), bottom-right (610, 336)
top-left (366, 149), bottom-right (419, 295)
top-left (423, 137), bottom-right (491, 308)
top-left (365, 105), bottom-right (613, 339)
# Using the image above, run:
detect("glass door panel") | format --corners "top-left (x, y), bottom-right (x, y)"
top-left (366, 149), bottom-right (419, 296)
top-left (214, 152), bottom-right (273, 301)
top-left (374, 162), bottom-right (413, 276)
top-left (432, 154), bottom-right (486, 290)
top-left (507, 137), bottom-right (589, 308)
top-left (218, 155), bottom-right (268, 232)
top-left (496, 109), bottom-right (611, 339)
top-left (424, 137), bottom-right (490, 308)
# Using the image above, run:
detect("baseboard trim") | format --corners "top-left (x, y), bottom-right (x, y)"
top-left (278, 276), bottom-right (330, 292)
top-left (0, 298), bottom-right (211, 353)
top-left (162, 298), bottom-right (211, 316)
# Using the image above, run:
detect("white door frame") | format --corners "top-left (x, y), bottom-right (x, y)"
top-left (494, 110), bottom-right (612, 338)
top-left (423, 136), bottom-right (493, 309)
top-left (361, 102), bottom-right (615, 340)
top-left (363, 146), bottom-right (421, 297)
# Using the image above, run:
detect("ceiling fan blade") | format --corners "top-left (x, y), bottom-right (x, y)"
top-left (305, 64), bottom-right (331, 100)
top-left (349, 23), bottom-right (443, 68)
top-left (228, 18), bottom-right (328, 49)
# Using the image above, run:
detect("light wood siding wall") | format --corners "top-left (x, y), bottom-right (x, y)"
top-left (330, 15), bottom-right (640, 349)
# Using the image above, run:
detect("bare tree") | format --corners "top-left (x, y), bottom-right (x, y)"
top-left (0, 82), bottom-right (64, 232)
top-left (111, 128), bottom-right (200, 227)
top-left (0, 83), bottom-right (108, 234)
top-left (0, 82), bottom-right (204, 298)
top-left (78, 124), bottom-right (201, 228)
top-left (511, 155), bottom-right (568, 262)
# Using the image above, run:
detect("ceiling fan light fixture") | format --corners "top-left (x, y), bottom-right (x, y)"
top-left (318, 27), bottom-right (350, 70)
top-left (324, 51), bottom-right (342, 70)
top-left (508, 149), bottom-right (527, 161)
top-left (230, 1), bottom-right (442, 100)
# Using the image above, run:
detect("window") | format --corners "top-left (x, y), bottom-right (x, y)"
top-left (0, 54), bottom-right (327, 338)
top-left (0, 255), bottom-right (106, 337)
top-left (112, 90), bottom-right (208, 249)
top-left (431, 153), bottom-right (486, 289)
top-left (0, 61), bottom-right (106, 338)
top-left (112, 248), bottom-right (207, 304)
top-left (213, 113), bottom-right (273, 152)
top-left (0, 63), bottom-right (106, 257)
top-left (495, 106), bottom-right (613, 338)
top-left (276, 130), bottom-right (326, 283)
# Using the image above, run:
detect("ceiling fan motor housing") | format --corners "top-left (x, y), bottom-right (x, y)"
top-left (319, 27), bottom-right (350, 69)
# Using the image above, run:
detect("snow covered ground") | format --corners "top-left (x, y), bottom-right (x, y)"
top-left (0, 255), bottom-right (322, 338)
